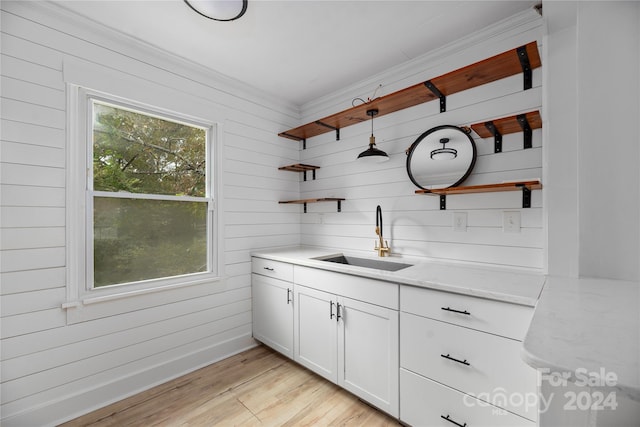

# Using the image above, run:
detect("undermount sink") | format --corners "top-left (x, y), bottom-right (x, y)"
top-left (316, 255), bottom-right (413, 272)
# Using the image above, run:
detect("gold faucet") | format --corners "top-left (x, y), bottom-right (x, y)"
top-left (374, 205), bottom-right (390, 257)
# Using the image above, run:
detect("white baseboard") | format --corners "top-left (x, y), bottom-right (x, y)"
top-left (2, 334), bottom-right (257, 427)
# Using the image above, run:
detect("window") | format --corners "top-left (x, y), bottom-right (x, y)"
top-left (87, 98), bottom-right (214, 289)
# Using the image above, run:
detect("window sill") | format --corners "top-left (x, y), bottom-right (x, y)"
top-left (62, 274), bottom-right (224, 310)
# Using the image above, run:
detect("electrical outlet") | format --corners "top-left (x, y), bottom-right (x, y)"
top-left (503, 211), bottom-right (521, 233)
top-left (453, 212), bottom-right (467, 232)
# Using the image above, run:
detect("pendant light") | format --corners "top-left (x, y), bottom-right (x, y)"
top-left (357, 109), bottom-right (389, 163)
top-left (184, 0), bottom-right (248, 21)
top-left (430, 137), bottom-right (457, 160)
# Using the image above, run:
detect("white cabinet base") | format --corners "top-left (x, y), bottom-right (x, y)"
top-left (252, 273), bottom-right (293, 358)
top-left (339, 296), bottom-right (399, 418)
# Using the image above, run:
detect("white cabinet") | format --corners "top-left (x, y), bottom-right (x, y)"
top-left (338, 294), bottom-right (398, 416)
top-left (294, 284), bottom-right (337, 381)
top-left (251, 258), bottom-right (294, 358)
top-left (400, 285), bottom-right (537, 426)
top-left (294, 266), bottom-right (399, 418)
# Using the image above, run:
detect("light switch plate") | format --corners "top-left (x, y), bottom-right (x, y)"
top-left (503, 211), bottom-right (521, 233)
top-left (453, 212), bottom-right (467, 232)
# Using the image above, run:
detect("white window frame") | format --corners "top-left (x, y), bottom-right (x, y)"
top-left (66, 85), bottom-right (223, 307)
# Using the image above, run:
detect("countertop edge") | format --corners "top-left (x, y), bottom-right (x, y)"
top-left (251, 248), bottom-right (544, 307)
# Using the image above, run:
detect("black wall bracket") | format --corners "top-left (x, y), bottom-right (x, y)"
top-left (440, 195), bottom-right (447, 210)
top-left (484, 121), bottom-right (502, 153)
top-left (315, 120), bottom-right (340, 141)
top-left (424, 80), bottom-right (446, 113)
top-left (302, 200), bottom-right (342, 213)
top-left (517, 114), bottom-right (533, 149)
top-left (518, 184), bottom-right (532, 208)
top-left (517, 45), bottom-right (533, 90)
top-left (302, 169), bottom-right (317, 181)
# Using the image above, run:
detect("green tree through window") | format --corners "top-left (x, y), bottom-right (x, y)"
top-left (91, 101), bottom-right (210, 287)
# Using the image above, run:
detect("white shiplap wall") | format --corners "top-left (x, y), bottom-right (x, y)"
top-left (296, 12), bottom-right (545, 271)
top-left (0, 2), bottom-right (300, 425)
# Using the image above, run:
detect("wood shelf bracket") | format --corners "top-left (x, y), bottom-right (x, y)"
top-left (484, 121), bottom-right (502, 153)
top-left (517, 113), bottom-right (533, 149)
top-left (278, 164), bottom-right (320, 181)
top-left (517, 45), bottom-right (533, 90)
top-left (315, 121), bottom-right (340, 141)
top-left (424, 80), bottom-right (446, 113)
top-left (415, 180), bottom-right (541, 210)
top-left (279, 198), bottom-right (345, 213)
top-left (518, 183), bottom-right (532, 208)
top-left (471, 111), bottom-right (541, 151)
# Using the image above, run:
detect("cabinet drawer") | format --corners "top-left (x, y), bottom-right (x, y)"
top-left (401, 285), bottom-right (533, 340)
top-left (252, 257), bottom-right (293, 282)
top-left (400, 312), bottom-right (537, 421)
top-left (400, 368), bottom-right (534, 427)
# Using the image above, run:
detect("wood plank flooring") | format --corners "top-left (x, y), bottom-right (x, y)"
top-left (60, 345), bottom-right (401, 426)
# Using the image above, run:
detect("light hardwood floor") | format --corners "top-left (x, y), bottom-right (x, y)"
top-left (61, 345), bottom-right (402, 426)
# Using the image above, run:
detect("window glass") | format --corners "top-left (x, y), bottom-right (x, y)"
top-left (90, 100), bottom-right (210, 288)
top-left (93, 197), bottom-right (208, 287)
top-left (92, 102), bottom-right (206, 197)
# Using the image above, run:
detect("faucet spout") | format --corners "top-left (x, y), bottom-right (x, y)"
top-left (374, 205), bottom-right (390, 257)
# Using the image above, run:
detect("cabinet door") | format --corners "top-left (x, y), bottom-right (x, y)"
top-left (338, 296), bottom-right (399, 418)
top-left (252, 274), bottom-right (293, 358)
top-left (294, 284), bottom-right (338, 383)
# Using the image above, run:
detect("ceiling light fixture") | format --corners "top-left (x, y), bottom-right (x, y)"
top-left (430, 137), bottom-right (457, 160)
top-left (357, 109), bottom-right (389, 163)
top-left (184, 0), bottom-right (247, 21)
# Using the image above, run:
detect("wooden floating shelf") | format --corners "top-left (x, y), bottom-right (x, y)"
top-left (278, 164), bottom-right (320, 173)
top-left (471, 111), bottom-right (542, 138)
top-left (470, 110), bottom-right (542, 152)
top-left (279, 41), bottom-right (541, 143)
top-left (416, 180), bottom-right (542, 210)
top-left (278, 163), bottom-right (320, 181)
top-left (279, 198), bottom-right (345, 213)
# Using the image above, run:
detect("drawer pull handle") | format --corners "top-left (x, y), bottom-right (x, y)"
top-left (336, 302), bottom-right (342, 322)
top-left (330, 301), bottom-right (335, 319)
top-left (287, 288), bottom-right (292, 304)
top-left (441, 414), bottom-right (467, 427)
top-left (441, 306), bottom-right (470, 315)
top-left (263, 267), bottom-right (275, 271)
top-left (441, 353), bottom-right (470, 366)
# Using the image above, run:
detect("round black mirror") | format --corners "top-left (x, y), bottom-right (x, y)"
top-left (406, 125), bottom-right (477, 190)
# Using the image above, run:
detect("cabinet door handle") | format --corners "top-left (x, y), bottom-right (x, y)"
top-left (329, 301), bottom-right (335, 319)
top-left (441, 353), bottom-right (470, 366)
top-left (263, 267), bottom-right (274, 271)
top-left (336, 303), bottom-right (342, 322)
top-left (286, 288), bottom-right (292, 304)
top-left (440, 414), bottom-right (467, 427)
top-left (441, 306), bottom-right (470, 315)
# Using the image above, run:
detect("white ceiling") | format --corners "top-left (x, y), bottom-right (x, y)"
top-left (54, 0), bottom-right (539, 107)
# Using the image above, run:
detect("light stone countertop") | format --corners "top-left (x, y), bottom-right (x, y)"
top-left (522, 276), bottom-right (640, 401)
top-left (251, 246), bottom-right (546, 307)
